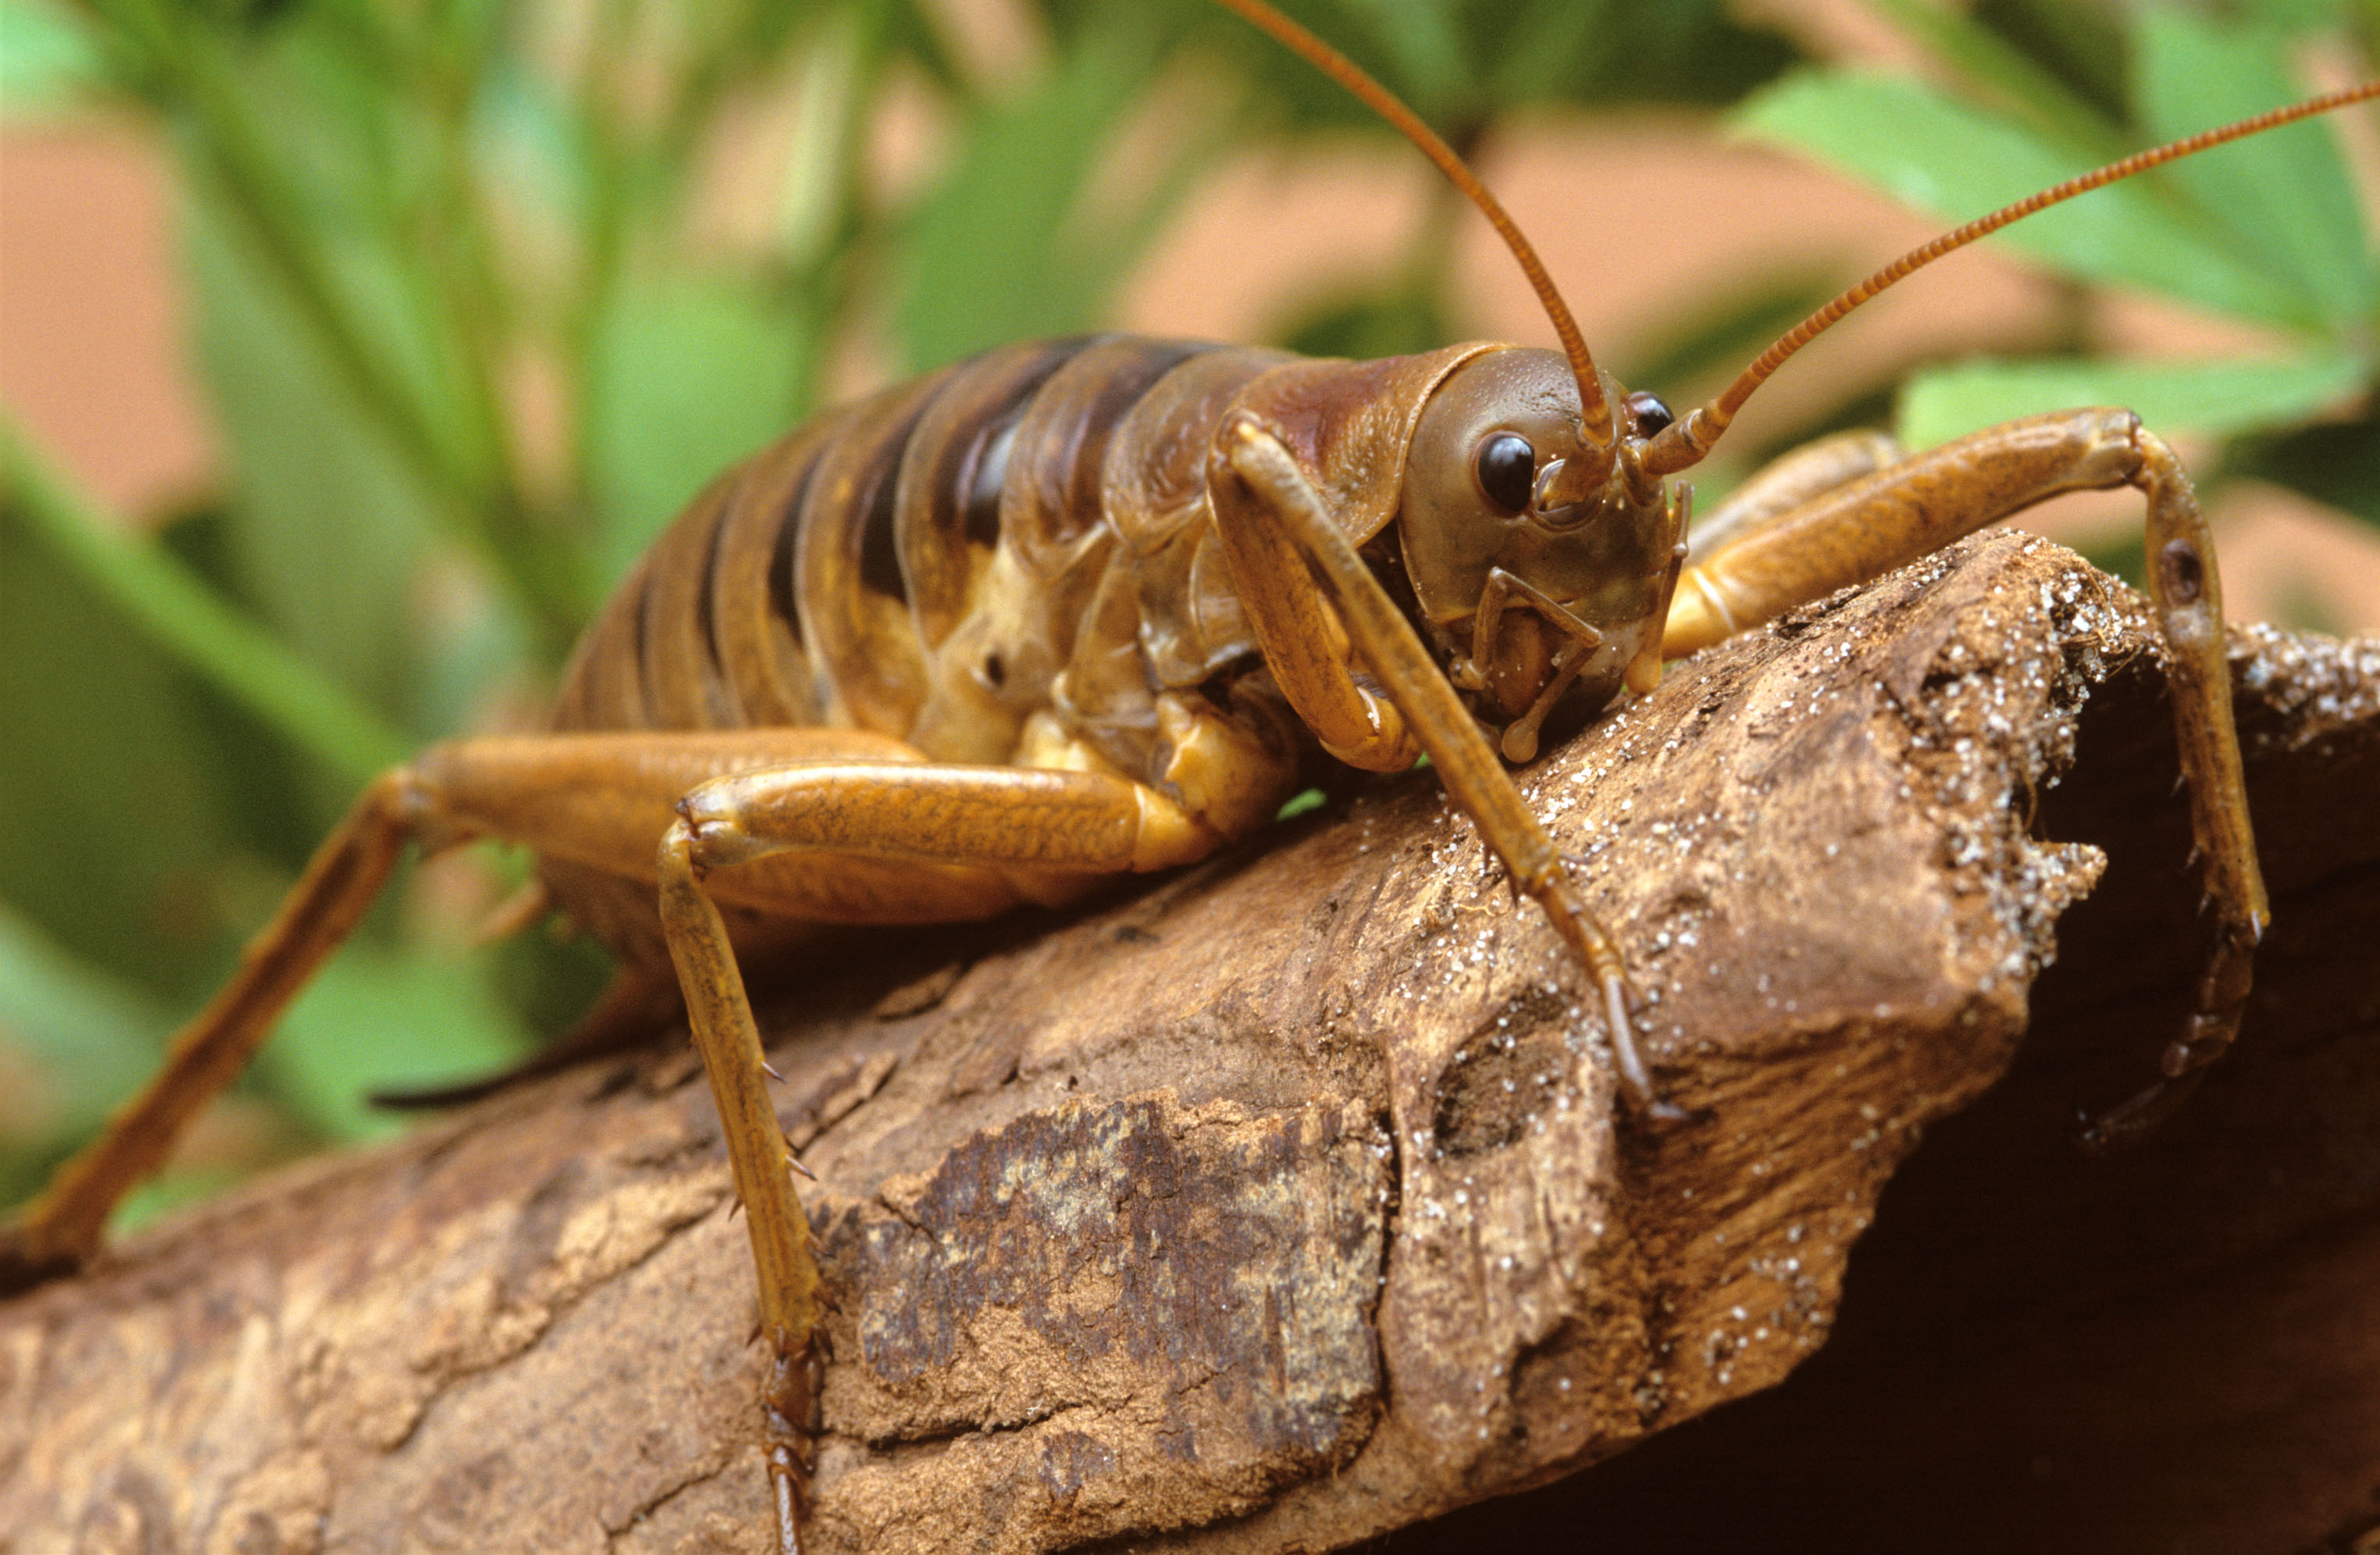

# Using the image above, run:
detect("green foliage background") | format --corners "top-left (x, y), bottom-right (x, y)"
top-left (2, 0), bottom-right (2374, 1228)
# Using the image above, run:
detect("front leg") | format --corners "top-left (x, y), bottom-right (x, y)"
top-left (1210, 415), bottom-right (1689, 1123)
top-left (1660, 408), bottom-right (2269, 1143)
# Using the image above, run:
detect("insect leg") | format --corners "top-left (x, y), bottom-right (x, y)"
top-left (656, 832), bottom-right (818, 1555)
top-left (1661, 408), bottom-right (2143, 655)
top-left (650, 748), bottom-right (1227, 1546)
top-left (1656, 408), bottom-right (2267, 1144)
top-left (0, 771), bottom-right (416, 1288)
top-left (1687, 428), bottom-right (1904, 562)
top-left (668, 759), bottom-right (1221, 884)
top-left (2089, 433), bottom-right (2265, 1148)
top-left (0, 727), bottom-right (934, 1293)
top-left (1212, 415), bottom-right (1689, 1122)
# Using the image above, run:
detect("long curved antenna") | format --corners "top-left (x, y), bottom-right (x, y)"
top-left (1210, 0), bottom-right (1619, 490)
top-left (1642, 77), bottom-right (2380, 476)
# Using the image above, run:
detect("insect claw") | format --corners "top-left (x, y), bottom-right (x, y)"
top-left (1592, 972), bottom-right (1704, 1129)
top-left (2077, 1065), bottom-right (2207, 1155)
top-left (762, 1059), bottom-right (785, 1082)
top-left (1640, 1095), bottom-right (1705, 1129)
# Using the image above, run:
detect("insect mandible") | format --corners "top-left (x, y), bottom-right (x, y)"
top-left (8, 2), bottom-right (2376, 1548)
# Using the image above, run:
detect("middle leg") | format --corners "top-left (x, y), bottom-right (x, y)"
top-left (652, 752), bottom-right (1224, 1538)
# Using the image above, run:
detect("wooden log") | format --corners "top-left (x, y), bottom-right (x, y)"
top-left (4, 531), bottom-right (2373, 1553)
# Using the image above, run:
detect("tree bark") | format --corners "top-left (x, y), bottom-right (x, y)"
top-left (5, 532), bottom-right (2375, 1554)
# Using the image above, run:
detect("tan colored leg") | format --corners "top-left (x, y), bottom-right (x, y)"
top-left (657, 827), bottom-right (820, 1555)
top-left (1688, 427), bottom-right (1904, 560)
top-left (2085, 433), bottom-right (2268, 1147)
top-left (1657, 409), bottom-right (2268, 1143)
top-left (5, 721), bottom-right (1234, 1549)
top-left (0, 724), bottom-right (1070, 1287)
top-left (0, 772), bottom-right (415, 1287)
top-left (1213, 414), bottom-right (1688, 1121)
top-left (1662, 408), bottom-right (2143, 655)
top-left (1206, 426), bottom-right (1423, 774)
top-left (672, 759), bottom-right (1217, 877)
top-left (651, 753), bottom-right (1227, 1550)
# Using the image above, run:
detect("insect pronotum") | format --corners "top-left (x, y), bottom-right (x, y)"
top-left (8, 2), bottom-right (2375, 1546)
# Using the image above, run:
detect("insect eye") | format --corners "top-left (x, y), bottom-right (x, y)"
top-left (1626, 391), bottom-right (1674, 437)
top-left (1475, 433), bottom-right (1536, 514)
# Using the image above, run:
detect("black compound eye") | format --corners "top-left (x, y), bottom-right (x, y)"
top-left (1475, 433), bottom-right (1536, 514)
top-left (1626, 391), bottom-right (1674, 438)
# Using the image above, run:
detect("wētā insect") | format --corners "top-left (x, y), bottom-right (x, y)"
top-left (6, 2), bottom-right (2375, 1547)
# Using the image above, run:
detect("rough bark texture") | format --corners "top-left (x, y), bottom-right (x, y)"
top-left (4, 532), bottom-right (2375, 1553)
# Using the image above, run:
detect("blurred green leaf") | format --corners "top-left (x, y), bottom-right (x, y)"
top-left (141, 2), bottom-right (583, 646)
top-left (1470, 0), bottom-right (1795, 112)
top-left (0, 0), bottom-right (103, 112)
top-left (111, 1167), bottom-right (252, 1236)
top-left (1966, 0), bottom-right (2130, 126)
top-left (186, 178), bottom-right (467, 751)
top-left (1864, 0), bottom-right (2125, 155)
top-left (2236, 412), bottom-right (2380, 533)
top-left (2233, 0), bottom-right (2361, 35)
top-left (874, 0), bottom-right (967, 99)
top-left (258, 938), bottom-right (532, 1144)
top-left (0, 904), bottom-right (169, 1068)
top-left (2, 420), bottom-right (411, 784)
top-left (1615, 271), bottom-right (1848, 409)
top-left (1353, 0), bottom-right (1468, 117)
top-left (1898, 350), bottom-right (2365, 451)
top-left (1739, 4), bottom-right (2380, 550)
top-left (1275, 786), bottom-right (1327, 819)
top-left (2135, 10), bottom-right (2373, 330)
top-left (0, 904), bottom-right (169, 1146)
top-left (1146, 0), bottom-right (1794, 134)
top-left (1, 490), bottom-right (268, 1000)
top-left (475, 51), bottom-right (596, 255)
top-left (583, 273), bottom-right (812, 587)
top-left (894, 11), bottom-right (1187, 370)
top-left (1738, 70), bottom-right (2311, 327)
top-left (1282, 287), bottom-right (1457, 363)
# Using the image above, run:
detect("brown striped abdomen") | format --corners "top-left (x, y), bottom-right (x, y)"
top-left (539, 336), bottom-right (1320, 961)
top-left (551, 337), bottom-right (1292, 766)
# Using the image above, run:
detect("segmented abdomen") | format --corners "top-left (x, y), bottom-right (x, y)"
top-left (549, 334), bottom-right (1293, 779)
